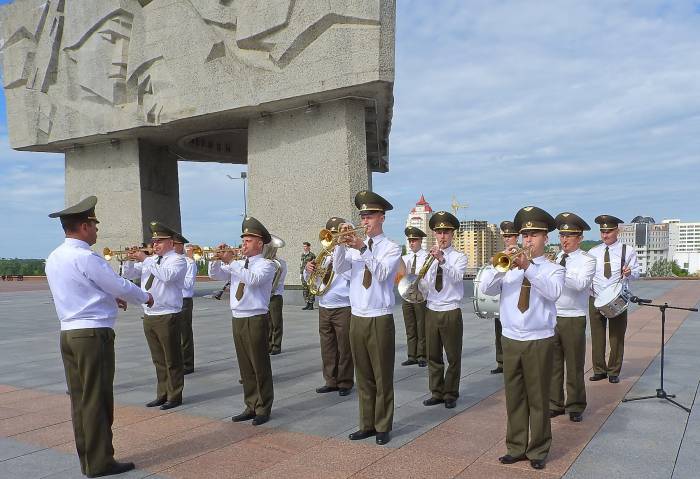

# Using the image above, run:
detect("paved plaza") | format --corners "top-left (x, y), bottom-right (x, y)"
top-left (0, 279), bottom-right (699, 478)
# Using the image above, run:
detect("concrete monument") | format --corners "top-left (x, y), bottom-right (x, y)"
top-left (1, 0), bottom-right (395, 284)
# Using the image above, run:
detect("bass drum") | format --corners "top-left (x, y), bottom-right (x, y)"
top-left (472, 265), bottom-right (500, 319)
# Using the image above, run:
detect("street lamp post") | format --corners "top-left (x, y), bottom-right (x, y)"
top-left (226, 172), bottom-right (248, 217)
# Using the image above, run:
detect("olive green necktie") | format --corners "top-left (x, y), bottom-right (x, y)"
top-left (362, 239), bottom-right (373, 289)
top-left (235, 258), bottom-right (249, 301)
top-left (517, 277), bottom-right (531, 313)
top-left (410, 254), bottom-right (417, 274)
top-left (435, 263), bottom-right (443, 292)
top-left (603, 246), bottom-right (611, 279)
top-left (144, 256), bottom-right (162, 291)
top-left (560, 253), bottom-right (568, 267)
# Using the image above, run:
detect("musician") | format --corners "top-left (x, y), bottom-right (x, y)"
top-left (492, 220), bottom-right (519, 374)
top-left (174, 234), bottom-right (197, 375)
top-left (333, 190), bottom-right (401, 446)
top-left (421, 212), bottom-right (468, 409)
top-left (265, 238), bottom-right (287, 355)
top-left (479, 206), bottom-right (565, 470)
top-left (305, 217), bottom-right (354, 396)
top-left (123, 222), bottom-right (187, 410)
top-left (208, 217), bottom-right (277, 425)
top-left (588, 215), bottom-right (640, 384)
top-left (549, 213), bottom-right (596, 422)
top-left (399, 226), bottom-right (429, 367)
top-left (46, 196), bottom-right (153, 478)
top-left (300, 242), bottom-right (316, 310)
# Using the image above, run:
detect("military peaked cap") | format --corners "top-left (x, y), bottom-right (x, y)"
top-left (555, 212), bottom-right (590, 234)
top-left (514, 206), bottom-right (556, 233)
top-left (429, 211), bottom-right (460, 231)
top-left (355, 190), bottom-right (393, 213)
top-left (48, 196), bottom-right (99, 223)
top-left (241, 216), bottom-right (272, 244)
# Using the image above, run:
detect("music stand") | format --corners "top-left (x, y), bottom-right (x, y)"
top-left (622, 301), bottom-right (698, 413)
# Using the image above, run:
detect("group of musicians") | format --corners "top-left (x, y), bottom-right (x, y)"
top-left (45, 192), bottom-right (638, 476)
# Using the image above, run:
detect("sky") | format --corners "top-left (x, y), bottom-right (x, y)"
top-left (2, 0), bottom-right (700, 258)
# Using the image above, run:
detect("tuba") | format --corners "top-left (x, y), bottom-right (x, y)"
top-left (398, 255), bottom-right (436, 304)
top-left (264, 235), bottom-right (286, 293)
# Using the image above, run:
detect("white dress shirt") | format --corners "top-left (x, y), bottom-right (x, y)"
top-left (46, 238), bottom-right (149, 331)
top-left (589, 240), bottom-right (640, 297)
top-left (333, 233), bottom-right (402, 317)
top-left (479, 255), bottom-right (565, 340)
top-left (271, 258), bottom-right (288, 296)
top-left (208, 253), bottom-right (276, 318)
top-left (422, 247), bottom-right (468, 311)
top-left (402, 249), bottom-right (429, 275)
top-left (182, 256), bottom-right (197, 298)
top-left (122, 249), bottom-right (187, 315)
top-left (555, 249), bottom-right (596, 317)
top-left (303, 255), bottom-right (351, 308)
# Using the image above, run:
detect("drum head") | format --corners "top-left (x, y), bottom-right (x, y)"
top-left (594, 283), bottom-right (622, 308)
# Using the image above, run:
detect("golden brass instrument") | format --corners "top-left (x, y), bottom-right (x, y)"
top-left (397, 255), bottom-right (436, 303)
top-left (191, 245), bottom-right (243, 261)
top-left (323, 224), bottom-right (367, 245)
top-left (103, 246), bottom-right (153, 262)
top-left (264, 235), bottom-right (286, 292)
top-left (492, 247), bottom-right (532, 273)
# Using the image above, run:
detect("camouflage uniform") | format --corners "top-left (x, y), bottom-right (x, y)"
top-left (300, 251), bottom-right (316, 306)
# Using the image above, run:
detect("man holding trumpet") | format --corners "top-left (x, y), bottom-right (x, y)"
top-left (208, 217), bottom-right (277, 426)
top-left (399, 226), bottom-right (429, 368)
top-left (491, 220), bottom-right (519, 375)
top-left (421, 211), bottom-right (468, 409)
top-left (479, 206), bottom-right (565, 470)
top-left (333, 191), bottom-right (401, 445)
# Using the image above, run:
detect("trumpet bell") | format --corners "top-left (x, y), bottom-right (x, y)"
top-left (492, 247), bottom-right (531, 273)
top-left (397, 274), bottom-right (429, 304)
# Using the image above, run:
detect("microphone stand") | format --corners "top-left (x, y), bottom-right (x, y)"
top-left (622, 300), bottom-right (698, 412)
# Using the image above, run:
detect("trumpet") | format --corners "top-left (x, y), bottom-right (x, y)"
top-left (492, 247), bottom-right (532, 273)
top-left (103, 246), bottom-right (153, 262)
top-left (191, 245), bottom-right (243, 261)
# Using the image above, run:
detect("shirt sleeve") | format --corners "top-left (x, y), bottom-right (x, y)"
top-left (83, 254), bottom-right (149, 304)
top-left (208, 260), bottom-right (231, 281)
top-left (332, 245), bottom-right (352, 275)
top-left (183, 260), bottom-right (197, 290)
top-left (150, 255), bottom-right (187, 283)
top-left (626, 249), bottom-right (641, 281)
top-left (524, 263), bottom-right (565, 302)
top-left (479, 266), bottom-right (504, 295)
top-left (441, 252), bottom-right (468, 281)
top-left (121, 261), bottom-right (143, 280)
top-left (230, 259), bottom-right (276, 285)
top-left (565, 256), bottom-right (596, 292)
top-left (360, 241), bottom-right (401, 282)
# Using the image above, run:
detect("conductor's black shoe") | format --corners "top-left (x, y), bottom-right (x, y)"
top-left (348, 429), bottom-right (376, 440)
top-left (316, 385), bottom-right (339, 393)
top-left (160, 400), bottom-right (181, 410)
top-left (549, 409), bottom-right (565, 418)
top-left (232, 411), bottom-right (255, 422)
top-left (423, 397), bottom-right (444, 406)
top-left (490, 366), bottom-right (503, 374)
top-left (444, 400), bottom-right (456, 409)
top-left (252, 415), bottom-right (269, 426)
top-left (375, 432), bottom-right (391, 445)
top-left (269, 350), bottom-right (281, 356)
top-left (498, 455), bottom-right (526, 464)
top-left (417, 360), bottom-right (427, 367)
top-left (608, 375), bottom-right (620, 383)
top-left (338, 387), bottom-right (352, 396)
top-left (589, 373), bottom-right (607, 381)
top-left (401, 359), bottom-right (418, 366)
top-left (87, 461), bottom-right (135, 477)
top-left (530, 459), bottom-right (546, 470)
top-left (184, 369), bottom-right (194, 375)
top-left (146, 398), bottom-right (166, 408)
top-left (569, 412), bottom-right (583, 422)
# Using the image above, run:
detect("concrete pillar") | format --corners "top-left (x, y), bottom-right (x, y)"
top-left (247, 99), bottom-right (371, 286)
top-left (65, 138), bottom-right (181, 257)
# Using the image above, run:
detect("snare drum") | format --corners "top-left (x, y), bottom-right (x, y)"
top-left (594, 283), bottom-right (632, 319)
top-left (472, 265), bottom-right (500, 319)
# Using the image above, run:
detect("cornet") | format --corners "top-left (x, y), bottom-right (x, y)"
top-left (191, 245), bottom-right (243, 261)
top-left (103, 246), bottom-right (153, 262)
top-left (321, 224), bottom-right (367, 246)
top-left (492, 247), bottom-right (532, 273)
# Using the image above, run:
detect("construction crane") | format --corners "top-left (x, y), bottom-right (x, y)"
top-left (451, 195), bottom-right (468, 218)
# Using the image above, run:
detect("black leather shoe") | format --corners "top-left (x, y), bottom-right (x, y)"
top-left (160, 400), bottom-right (182, 410)
top-left (252, 415), bottom-right (269, 426)
top-left (269, 350), bottom-right (281, 356)
top-left (530, 459), bottom-right (546, 470)
top-left (338, 388), bottom-right (352, 396)
top-left (423, 397), bottom-right (444, 406)
top-left (146, 398), bottom-right (166, 408)
top-left (498, 454), bottom-right (526, 464)
top-left (348, 429), bottom-right (376, 440)
top-left (316, 385), bottom-right (339, 394)
top-left (569, 412), bottom-right (583, 422)
top-left (307, 303), bottom-right (314, 310)
top-left (301, 305), bottom-right (309, 310)
top-left (87, 461), bottom-right (136, 478)
top-left (417, 360), bottom-right (427, 367)
top-left (609, 375), bottom-right (620, 383)
top-left (490, 366), bottom-right (503, 374)
top-left (550, 410), bottom-right (565, 418)
top-left (401, 359), bottom-right (418, 366)
top-left (589, 373), bottom-right (607, 381)
top-left (184, 369), bottom-right (194, 375)
top-left (444, 400), bottom-right (456, 409)
top-left (375, 431), bottom-right (391, 445)
top-left (232, 411), bottom-right (255, 422)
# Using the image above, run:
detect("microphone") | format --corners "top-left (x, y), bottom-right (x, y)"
top-left (630, 296), bottom-right (652, 304)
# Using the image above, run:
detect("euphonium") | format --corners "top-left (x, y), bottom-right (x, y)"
top-left (492, 247), bottom-right (532, 273)
top-left (307, 229), bottom-right (341, 296)
top-left (397, 255), bottom-right (436, 304)
top-left (264, 235), bottom-right (286, 292)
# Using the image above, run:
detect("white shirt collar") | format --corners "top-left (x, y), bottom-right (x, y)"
top-left (65, 238), bottom-right (90, 249)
